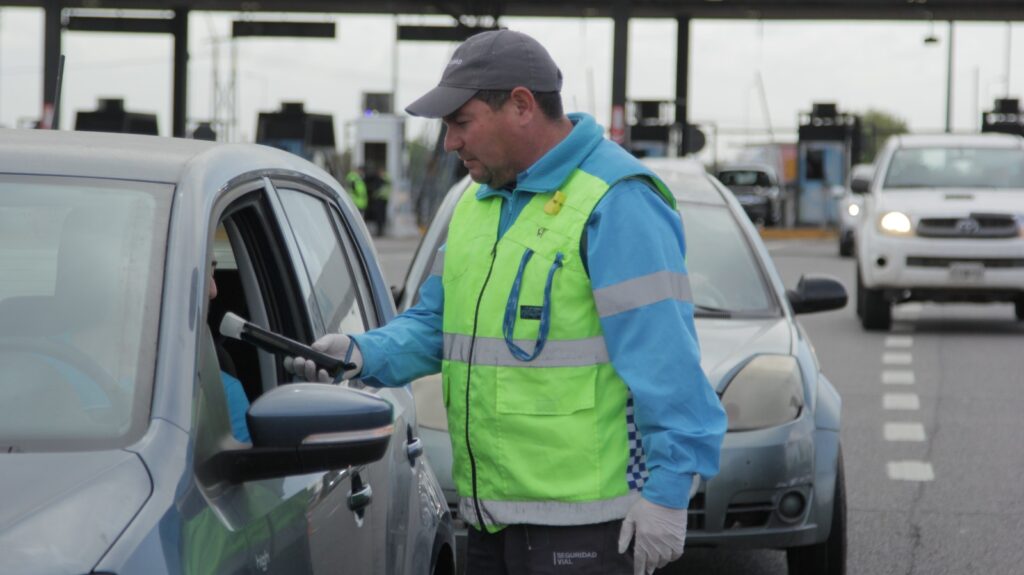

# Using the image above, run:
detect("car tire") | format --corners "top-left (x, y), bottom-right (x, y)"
top-left (855, 267), bottom-right (864, 319)
top-left (859, 275), bottom-right (891, 331)
top-left (838, 234), bottom-right (853, 258)
top-left (786, 449), bottom-right (847, 575)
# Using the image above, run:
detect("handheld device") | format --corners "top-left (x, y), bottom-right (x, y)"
top-left (219, 312), bottom-right (354, 378)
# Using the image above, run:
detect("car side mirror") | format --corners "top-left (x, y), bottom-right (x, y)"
top-left (206, 383), bottom-right (393, 483)
top-left (850, 175), bottom-right (871, 195)
top-left (787, 274), bottom-right (848, 314)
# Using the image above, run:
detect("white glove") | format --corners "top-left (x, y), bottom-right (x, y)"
top-left (283, 334), bottom-right (363, 383)
top-left (617, 497), bottom-right (688, 575)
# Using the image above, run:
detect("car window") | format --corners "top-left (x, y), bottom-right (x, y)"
top-left (0, 176), bottom-right (171, 451)
top-left (883, 147), bottom-right (1024, 189)
top-left (681, 202), bottom-right (775, 315)
top-left (276, 187), bottom-right (367, 337)
top-left (718, 170), bottom-right (770, 187)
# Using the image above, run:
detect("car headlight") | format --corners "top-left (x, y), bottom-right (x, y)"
top-left (879, 211), bottom-right (912, 235)
top-left (847, 203), bottom-right (860, 217)
top-left (721, 355), bottom-right (804, 432)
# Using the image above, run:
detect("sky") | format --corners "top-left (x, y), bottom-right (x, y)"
top-left (0, 7), bottom-right (1021, 165)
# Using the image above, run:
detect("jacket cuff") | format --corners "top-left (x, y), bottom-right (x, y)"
top-left (641, 470), bottom-right (695, 509)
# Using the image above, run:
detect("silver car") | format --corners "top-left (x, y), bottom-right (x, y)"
top-left (399, 158), bottom-right (848, 575)
top-left (837, 163), bottom-right (873, 257)
top-left (0, 129), bottom-right (454, 575)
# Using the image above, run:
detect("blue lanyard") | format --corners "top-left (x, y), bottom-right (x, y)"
top-left (502, 249), bottom-right (564, 362)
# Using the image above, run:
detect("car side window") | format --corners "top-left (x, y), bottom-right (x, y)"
top-left (275, 187), bottom-right (368, 338)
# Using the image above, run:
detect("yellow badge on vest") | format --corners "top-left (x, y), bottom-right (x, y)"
top-left (544, 190), bottom-right (567, 215)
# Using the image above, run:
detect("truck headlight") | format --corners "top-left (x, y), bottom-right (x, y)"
top-left (847, 203), bottom-right (860, 217)
top-left (721, 355), bottom-right (804, 432)
top-left (879, 211), bottom-right (912, 235)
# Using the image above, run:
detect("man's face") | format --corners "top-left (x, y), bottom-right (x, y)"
top-left (443, 98), bottom-right (517, 188)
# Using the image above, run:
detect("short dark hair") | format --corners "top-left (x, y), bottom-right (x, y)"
top-left (473, 89), bottom-right (564, 120)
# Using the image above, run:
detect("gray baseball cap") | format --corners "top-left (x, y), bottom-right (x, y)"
top-left (405, 29), bottom-right (563, 118)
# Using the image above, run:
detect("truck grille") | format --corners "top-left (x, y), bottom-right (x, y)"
top-left (917, 214), bottom-right (1019, 238)
top-left (906, 256), bottom-right (1024, 268)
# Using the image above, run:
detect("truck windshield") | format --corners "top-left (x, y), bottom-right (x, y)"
top-left (0, 175), bottom-right (171, 452)
top-left (884, 147), bottom-right (1024, 189)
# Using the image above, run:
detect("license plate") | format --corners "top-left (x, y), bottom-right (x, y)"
top-left (949, 262), bottom-right (985, 282)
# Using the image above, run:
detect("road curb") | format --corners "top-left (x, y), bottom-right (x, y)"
top-left (759, 227), bottom-right (838, 240)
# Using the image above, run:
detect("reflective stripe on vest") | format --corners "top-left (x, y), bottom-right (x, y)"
top-left (458, 492), bottom-right (640, 528)
top-left (593, 270), bottom-right (693, 318)
top-left (443, 333), bottom-right (609, 367)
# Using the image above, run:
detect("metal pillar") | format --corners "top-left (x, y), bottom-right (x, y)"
top-left (945, 20), bottom-right (954, 133)
top-left (43, 0), bottom-right (61, 128)
top-left (610, 0), bottom-right (629, 145)
top-left (172, 9), bottom-right (189, 137)
top-left (675, 16), bottom-right (690, 156)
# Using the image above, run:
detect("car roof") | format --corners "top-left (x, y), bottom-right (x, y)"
top-left (0, 129), bottom-right (341, 198)
top-left (642, 157), bottom-right (728, 205)
top-left (892, 132), bottom-right (1024, 149)
top-left (715, 163), bottom-right (777, 175)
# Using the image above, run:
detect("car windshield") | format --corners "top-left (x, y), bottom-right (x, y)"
top-left (0, 175), bottom-right (171, 451)
top-left (680, 202), bottom-right (776, 316)
top-left (883, 146), bottom-right (1024, 189)
top-left (717, 170), bottom-right (772, 187)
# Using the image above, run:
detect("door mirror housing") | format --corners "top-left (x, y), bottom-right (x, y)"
top-left (206, 383), bottom-right (394, 483)
top-left (787, 274), bottom-right (848, 314)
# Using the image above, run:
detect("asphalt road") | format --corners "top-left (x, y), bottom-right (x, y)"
top-left (374, 235), bottom-right (1024, 575)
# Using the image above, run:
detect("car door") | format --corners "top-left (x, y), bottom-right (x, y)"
top-left (196, 179), bottom-right (375, 575)
top-left (270, 177), bottom-right (422, 575)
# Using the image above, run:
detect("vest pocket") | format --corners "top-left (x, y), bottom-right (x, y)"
top-left (495, 365), bottom-right (596, 415)
top-left (493, 366), bottom-right (601, 500)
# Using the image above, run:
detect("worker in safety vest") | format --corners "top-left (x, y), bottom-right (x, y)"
top-left (344, 166), bottom-right (368, 215)
top-left (287, 29), bottom-right (726, 575)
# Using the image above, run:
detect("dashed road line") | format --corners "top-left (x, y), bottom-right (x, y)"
top-left (883, 352), bottom-right (913, 365)
top-left (887, 461), bottom-right (935, 482)
top-left (882, 370), bottom-right (916, 385)
top-left (885, 335), bottom-right (914, 348)
top-left (884, 422), bottom-right (927, 442)
top-left (883, 393), bottom-right (920, 410)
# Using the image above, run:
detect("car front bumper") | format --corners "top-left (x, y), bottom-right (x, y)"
top-left (686, 413), bottom-right (838, 549)
top-left (859, 233), bottom-right (1024, 296)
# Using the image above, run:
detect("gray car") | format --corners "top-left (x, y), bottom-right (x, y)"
top-left (398, 158), bottom-right (847, 575)
top-left (0, 129), bottom-right (454, 575)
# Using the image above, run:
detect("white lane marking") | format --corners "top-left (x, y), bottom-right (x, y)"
top-left (882, 370), bottom-right (916, 385)
top-left (887, 461), bottom-right (935, 481)
top-left (884, 422), bottom-right (927, 442)
top-left (883, 352), bottom-right (913, 365)
top-left (900, 303), bottom-right (923, 316)
top-left (885, 336), bottom-right (914, 348)
top-left (883, 393), bottom-right (920, 410)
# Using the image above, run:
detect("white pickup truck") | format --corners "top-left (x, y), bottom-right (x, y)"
top-left (853, 133), bottom-right (1024, 330)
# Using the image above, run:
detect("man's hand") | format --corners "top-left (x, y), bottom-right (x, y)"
top-left (617, 497), bottom-right (688, 575)
top-left (283, 334), bottom-right (362, 383)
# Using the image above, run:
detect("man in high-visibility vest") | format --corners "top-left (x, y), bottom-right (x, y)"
top-left (344, 166), bottom-right (368, 215)
top-left (288, 29), bottom-right (726, 575)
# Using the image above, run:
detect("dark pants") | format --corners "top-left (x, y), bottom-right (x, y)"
top-left (368, 197), bottom-right (388, 236)
top-left (467, 521), bottom-right (633, 575)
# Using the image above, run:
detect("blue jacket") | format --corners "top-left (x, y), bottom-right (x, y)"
top-left (352, 113), bottom-right (726, 510)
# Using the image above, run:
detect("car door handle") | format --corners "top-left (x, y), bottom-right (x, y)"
top-left (406, 436), bottom-right (423, 465)
top-left (348, 483), bottom-right (373, 512)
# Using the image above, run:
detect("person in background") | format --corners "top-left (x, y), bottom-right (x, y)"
top-left (365, 165), bottom-right (391, 236)
top-left (287, 29), bottom-right (726, 575)
top-left (344, 165), bottom-right (368, 216)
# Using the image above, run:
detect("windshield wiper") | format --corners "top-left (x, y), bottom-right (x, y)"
top-left (693, 304), bottom-right (734, 318)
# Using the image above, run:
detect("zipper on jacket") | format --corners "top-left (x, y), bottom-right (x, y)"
top-left (465, 240), bottom-right (499, 532)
